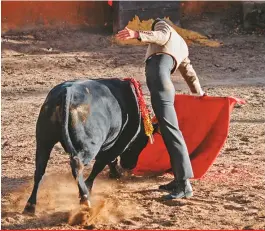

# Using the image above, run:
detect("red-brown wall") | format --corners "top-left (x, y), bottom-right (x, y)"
top-left (181, 1), bottom-right (236, 15)
top-left (1, 1), bottom-right (239, 33)
top-left (1, 1), bottom-right (111, 32)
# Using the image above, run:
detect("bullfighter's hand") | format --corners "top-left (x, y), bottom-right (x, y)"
top-left (116, 27), bottom-right (139, 40)
top-left (200, 91), bottom-right (208, 97)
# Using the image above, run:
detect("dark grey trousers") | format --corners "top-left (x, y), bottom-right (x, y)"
top-left (145, 54), bottom-right (194, 180)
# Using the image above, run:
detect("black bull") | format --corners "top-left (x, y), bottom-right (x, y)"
top-left (23, 78), bottom-right (157, 214)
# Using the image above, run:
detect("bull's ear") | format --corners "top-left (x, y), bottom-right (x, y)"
top-left (152, 123), bottom-right (160, 134)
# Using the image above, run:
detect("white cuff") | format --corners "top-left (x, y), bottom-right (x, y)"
top-left (199, 90), bottom-right (205, 96)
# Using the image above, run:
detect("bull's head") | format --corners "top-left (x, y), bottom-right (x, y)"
top-left (120, 123), bottom-right (159, 169)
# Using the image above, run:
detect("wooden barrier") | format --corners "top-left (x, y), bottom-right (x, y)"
top-left (1, 1), bottom-right (112, 32)
top-left (1, 1), bottom-right (243, 33)
top-left (112, 1), bottom-right (181, 33)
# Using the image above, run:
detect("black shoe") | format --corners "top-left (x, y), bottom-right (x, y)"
top-left (162, 179), bottom-right (193, 200)
top-left (159, 179), bottom-right (177, 191)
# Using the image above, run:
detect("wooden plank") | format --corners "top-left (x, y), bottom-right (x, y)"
top-left (1, 1), bottom-right (112, 32)
top-left (113, 1), bottom-right (180, 33)
top-left (118, 1), bottom-right (180, 11)
top-left (243, 1), bottom-right (265, 30)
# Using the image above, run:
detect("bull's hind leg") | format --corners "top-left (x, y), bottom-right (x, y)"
top-left (85, 160), bottom-right (107, 193)
top-left (23, 139), bottom-right (55, 215)
top-left (70, 156), bottom-right (91, 208)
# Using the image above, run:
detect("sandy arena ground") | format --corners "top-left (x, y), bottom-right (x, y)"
top-left (1, 25), bottom-right (265, 230)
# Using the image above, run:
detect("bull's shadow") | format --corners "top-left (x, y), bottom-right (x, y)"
top-left (1, 176), bottom-right (32, 196)
top-left (118, 174), bottom-right (165, 183)
top-left (2, 174), bottom-right (77, 230)
top-left (1, 27), bottom-right (114, 55)
top-left (1, 211), bottom-right (70, 230)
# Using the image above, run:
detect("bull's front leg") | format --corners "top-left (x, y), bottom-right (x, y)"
top-left (70, 156), bottom-right (90, 208)
top-left (85, 160), bottom-right (107, 193)
top-left (108, 158), bottom-right (121, 179)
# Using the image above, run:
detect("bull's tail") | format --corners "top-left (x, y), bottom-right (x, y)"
top-left (62, 87), bottom-right (77, 156)
top-left (62, 87), bottom-right (84, 178)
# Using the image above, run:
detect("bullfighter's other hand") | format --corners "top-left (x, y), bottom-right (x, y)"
top-left (116, 27), bottom-right (139, 40)
top-left (200, 91), bottom-right (208, 97)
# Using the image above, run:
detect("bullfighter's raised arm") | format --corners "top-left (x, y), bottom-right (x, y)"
top-left (137, 20), bottom-right (171, 45)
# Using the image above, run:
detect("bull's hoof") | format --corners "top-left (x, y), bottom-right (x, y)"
top-left (109, 170), bottom-right (121, 179)
top-left (23, 202), bottom-right (36, 215)
top-left (80, 195), bottom-right (91, 209)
